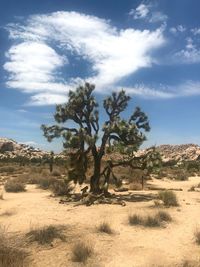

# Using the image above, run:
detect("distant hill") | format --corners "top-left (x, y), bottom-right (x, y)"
top-left (1, 137), bottom-right (200, 163)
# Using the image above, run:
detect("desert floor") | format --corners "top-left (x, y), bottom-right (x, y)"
top-left (0, 177), bottom-right (200, 267)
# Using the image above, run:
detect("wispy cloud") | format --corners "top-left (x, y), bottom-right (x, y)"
top-left (174, 37), bottom-right (200, 64)
top-left (125, 81), bottom-right (200, 99)
top-left (4, 11), bottom-right (165, 105)
top-left (129, 2), bottom-right (168, 23)
top-left (169, 25), bottom-right (186, 34)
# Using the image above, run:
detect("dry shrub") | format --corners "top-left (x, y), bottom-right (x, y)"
top-left (0, 226), bottom-right (28, 267)
top-left (97, 222), bottom-right (113, 234)
top-left (72, 241), bottom-right (93, 263)
top-left (155, 210), bottom-right (172, 222)
top-left (129, 211), bottom-right (172, 227)
top-left (0, 191), bottom-right (3, 200)
top-left (158, 190), bottom-right (178, 207)
top-left (38, 177), bottom-right (57, 190)
top-left (4, 179), bottom-right (26, 192)
top-left (128, 214), bottom-right (143, 226)
top-left (194, 228), bottom-right (200, 245)
top-left (50, 179), bottom-right (73, 196)
top-left (26, 225), bottom-right (65, 245)
top-left (0, 166), bottom-right (15, 173)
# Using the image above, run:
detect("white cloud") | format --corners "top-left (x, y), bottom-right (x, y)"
top-left (4, 11), bottom-right (165, 105)
top-left (124, 81), bottom-right (200, 99)
top-left (169, 25), bottom-right (186, 34)
top-left (28, 93), bottom-right (67, 106)
top-left (129, 4), bottom-right (149, 19)
top-left (191, 28), bottom-right (200, 35)
top-left (129, 3), bottom-right (167, 23)
top-left (175, 37), bottom-right (200, 64)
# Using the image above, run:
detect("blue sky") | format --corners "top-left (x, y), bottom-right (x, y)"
top-left (1, 0), bottom-right (200, 152)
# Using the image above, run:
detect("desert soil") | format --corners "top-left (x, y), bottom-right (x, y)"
top-left (0, 177), bottom-right (200, 267)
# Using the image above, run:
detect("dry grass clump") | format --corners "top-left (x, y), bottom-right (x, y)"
top-left (0, 210), bottom-right (15, 217)
top-left (50, 179), bottom-right (73, 196)
top-left (155, 210), bottom-right (172, 222)
top-left (4, 179), bottom-right (26, 192)
top-left (128, 214), bottom-right (143, 225)
top-left (26, 225), bottom-right (66, 245)
top-left (0, 191), bottom-right (3, 200)
top-left (72, 241), bottom-right (93, 263)
top-left (0, 166), bottom-right (16, 173)
top-left (129, 210), bottom-right (172, 227)
top-left (38, 177), bottom-right (57, 190)
top-left (158, 190), bottom-right (179, 207)
top-left (0, 226), bottom-right (28, 267)
top-left (97, 222), bottom-right (114, 234)
top-left (194, 228), bottom-right (200, 245)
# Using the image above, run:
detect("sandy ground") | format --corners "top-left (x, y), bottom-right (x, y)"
top-left (0, 177), bottom-right (200, 267)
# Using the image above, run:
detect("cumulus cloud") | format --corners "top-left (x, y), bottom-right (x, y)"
top-left (129, 3), bottom-right (167, 23)
top-left (4, 11), bottom-right (166, 105)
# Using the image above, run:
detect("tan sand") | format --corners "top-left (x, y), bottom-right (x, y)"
top-left (0, 177), bottom-right (200, 267)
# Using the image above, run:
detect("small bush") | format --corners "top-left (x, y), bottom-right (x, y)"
top-left (97, 222), bottom-right (113, 234)
top-left (158, 190), bottom-right (178, 207)
top-left (144, 215), bottom-right (161, 227)
top-left (194, 228), bottom-right (200, 245)
top-left (4, 180), bottom-right (26, 193)
top-left (128, 214), bottom-right (143, 225)
top-left (0, 191), bottom-right (3, 200)
top-left (155, 210), bottom-right (172, 222)
top-left (50, 179), bottom-right (72, 196)
top-left (38, 177), bottom-right (57, 190)
top-left (72, 241), bottom-right (93, 263)
top-left (0, 166), bottom-right (15, 173)
top-left (26, 225), bottom-right (65, 245)
top-left (129, 211), bottom-right (172, 228)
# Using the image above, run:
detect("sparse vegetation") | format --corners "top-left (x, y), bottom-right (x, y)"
top-left (158, 190), bottom-right (179, 207)
top-left (194, 228), bottom-right (200, 245)
top-left (155, 210), bottom-right (172, 222)
top-left (50, 179), bottom-right (73, 196)
top-left (0, 166), bottom-right (15, 173)
top-left (4, 179), bottom-right (26, 192)
top-left (72, 241), bottom-right (93, 263)
top-left (129, 211), bottom-right (172, 227)
top-left (0, 226), bottom-right (28, 267)
top-left (26, 225), bottom-right (66, 245)
top-left (97, 222), bottom-right (113, 234)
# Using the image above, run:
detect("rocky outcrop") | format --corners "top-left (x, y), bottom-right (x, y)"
top-left (0, 138), bottom-right (48, 160)
top-left (156, 144), bottom-right (200, 162)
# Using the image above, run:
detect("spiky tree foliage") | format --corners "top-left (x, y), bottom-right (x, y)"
top-left (41, 82), bottom-right (154, 193)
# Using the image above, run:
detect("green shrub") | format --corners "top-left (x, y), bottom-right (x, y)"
top-left (158, 190), bottom-right (178, 207)
top-left (4, 180), bottom-right (26, 193)
top-left (97, 222), bottom-right (113, 234)
top-left (72, 241), bottom-right (93, 263)
top-left (26, 225), bottom-right (65, 245)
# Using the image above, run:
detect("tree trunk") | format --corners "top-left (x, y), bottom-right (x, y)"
top-left (90, 156), bottom-right (101, 194)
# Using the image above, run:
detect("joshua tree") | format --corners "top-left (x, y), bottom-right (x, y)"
top-left (41, 82), bottom-right (158, 194)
